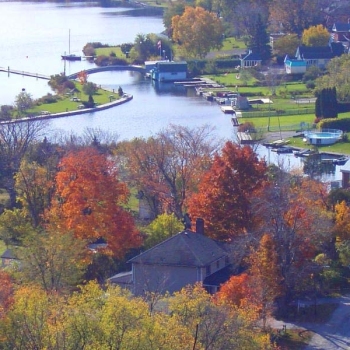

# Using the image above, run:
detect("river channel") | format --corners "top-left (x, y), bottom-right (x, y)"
top-left (0, 1), bottom-right (343, 183)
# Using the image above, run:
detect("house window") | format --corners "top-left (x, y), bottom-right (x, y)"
top-left (216, 260), bottom-right (220, 269)
top-left (206, 265), bottom-right (211, 276)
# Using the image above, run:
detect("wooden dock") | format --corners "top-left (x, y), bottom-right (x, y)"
top-left (237, 132), bottom-right (253, 144)
top-left (231, 117), bottom-right (240, 126)
top-left (221, 106), bottom-right (235, 114)
top-left (0, 67), bottom-right (50, 80)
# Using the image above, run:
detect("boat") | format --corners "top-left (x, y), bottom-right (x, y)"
top-left (61, 29), bottom-right (81, 61)
top-left (61, 54), bottom-right (81, 61)
top-left (294, 149), bottom-right (316, 157)
top-left (333, 156), bottom-right (349, 166)
top-left (276, 146), bottom-right (295, 154)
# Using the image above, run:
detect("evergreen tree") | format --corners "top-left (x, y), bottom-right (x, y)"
top-left (315, 88), bottom-right (338, 119)
top-left (248, 14), bottom-right (271, 63)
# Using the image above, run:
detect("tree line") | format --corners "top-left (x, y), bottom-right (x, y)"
top-left (1, 122), bottom-right (350, 346)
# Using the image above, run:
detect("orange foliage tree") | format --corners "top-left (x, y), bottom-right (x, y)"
top-left (45, 147), bottom-right (141, 258)
top-left (252, 173), bottom-right (331, 304)
top-left (247, 233), bottom-right (282, 329)
top-left (187, 141), bottom-right (267, 240)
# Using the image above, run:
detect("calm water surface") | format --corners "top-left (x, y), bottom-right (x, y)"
top-left (0, 1), bottom-right (342, 182)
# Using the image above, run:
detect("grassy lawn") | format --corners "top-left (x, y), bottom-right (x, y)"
top-left (220, 37), bottom-right (247, 50)
top-left (27, 84), bottom-right (121, 115)
top-left (274, 329), bottom-right (313, 350)
top-left (95, 46), bottom-right (125, 58)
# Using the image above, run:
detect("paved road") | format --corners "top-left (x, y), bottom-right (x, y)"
top-left (303, 295), bottom-right (350, 350)
top-left (269, 295), bottom-right (350, 349)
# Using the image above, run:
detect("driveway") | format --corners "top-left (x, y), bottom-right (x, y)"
top-left (268, 295), bottom-right (350, 349)
top-left (303, 295), bottom-right (350, 350)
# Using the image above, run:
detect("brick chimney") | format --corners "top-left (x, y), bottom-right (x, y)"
top-left (196, 218), bottom-right (204, 235)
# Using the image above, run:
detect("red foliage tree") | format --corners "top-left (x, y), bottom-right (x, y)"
top-left (45, 147), bottom-right (141, 258)
top-left (187, 141), bottom-right (267, 240)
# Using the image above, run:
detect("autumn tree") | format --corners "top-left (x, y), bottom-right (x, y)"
top-left (188, 141), bottom-right (267, 241)
top-left (252, 172), bottom-right (332, 306)
top-left (215, 273), bottom-right (253, 309)
top-left (247, 234), bottom-right (282, 330)
top-left (120, 124), bottom-right (217, 219)
top-left (302, 24), bottom-right (330, 46)
top-left (172, 6), bottom-right (223, 58)
top-left (45, 147), bottom-right (141, 258)
top-left (269, 0), bottom-right (326, 35)
top-left (169, 283), bottom-right (273, 349)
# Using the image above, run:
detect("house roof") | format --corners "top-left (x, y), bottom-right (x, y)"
top-left (332, 22), bottom-right (350, 32)
top-left (128, 230), bottom-right (227, 267)
top-left (296, 46), bottom-right (334, 59)
top-left (108, 271), bottom-right (133, 285)
top-left (0, 249), bottom-right (18, 260)
top-left (241, 51), bottom-right (262, 61)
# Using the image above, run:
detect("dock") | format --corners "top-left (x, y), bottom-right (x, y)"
top-left (0, 67), bottom-right (50, 80)
top-left (221, 106), bottom-right (235, 114)
top-left (237, 132), bottom-right (253, 144)
top-left (231, 117), bottom-right (240, 126)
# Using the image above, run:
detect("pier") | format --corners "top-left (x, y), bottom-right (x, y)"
top-left (0, 67), bottom-right (50, 80)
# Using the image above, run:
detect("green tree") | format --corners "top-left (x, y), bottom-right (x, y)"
top-left (16, 231), bottom-right (88, 292)
top-left (163, 0), bottom-right (186, 37)
top-left (0, 120), bottom-right (48, 208)
top-left (315, 54), bottom-right (350, 102)
top-left (82, 82), bottom-right (98, 96)
top-left (248, 14), bottom-right (271, 62)
top-left (302, 24), bottom-right (330, 47)
top-left (273, 34), bottom-right (300, 58)
top-left (144, 213), bottom-right (183, 249)
top-left (172, 6), bottom-right (223, 59)
top-left (0, 208), bottom-right (35, 246)
top-left (315, 87), bottom-right (338, 119)
top-left (15, 160), bottom-right (55, 227)
top-left (14, 91), bottom-right (34, 115)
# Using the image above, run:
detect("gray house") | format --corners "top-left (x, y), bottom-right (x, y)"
top-left (109, 219), bottom-right (232, 296)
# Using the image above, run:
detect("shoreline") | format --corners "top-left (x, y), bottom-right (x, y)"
top-left (2, 93), bottom-right (133, 124)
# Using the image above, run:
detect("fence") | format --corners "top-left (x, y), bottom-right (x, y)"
top-left (256, 123), bottom-right (312, 133)
top-left (242, 107), bottom-right (315, 118)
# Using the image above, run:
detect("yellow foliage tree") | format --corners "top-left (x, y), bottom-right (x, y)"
top-left (302, 24), bottom-right (330, 46)
top-left (172, 6), bottom-right (223, 58)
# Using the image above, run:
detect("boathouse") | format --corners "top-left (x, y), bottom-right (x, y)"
top-left (151, 61), bottom-right (187, 82)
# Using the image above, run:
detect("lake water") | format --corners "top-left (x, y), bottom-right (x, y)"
top-left (0, 1), bottom-right (342, 183)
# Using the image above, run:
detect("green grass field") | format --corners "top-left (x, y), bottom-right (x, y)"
top-left (27, 84), bottom-right (121, 115)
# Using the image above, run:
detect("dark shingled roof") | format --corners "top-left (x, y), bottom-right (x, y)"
top-left (128, 230), bottom-right (227, 267)
top-left (297, 46), bottom-right (334, 59)
top-left (0, 249), bottom-right (17, 260)
top-left (332, 22), bottom-right (350, 32)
